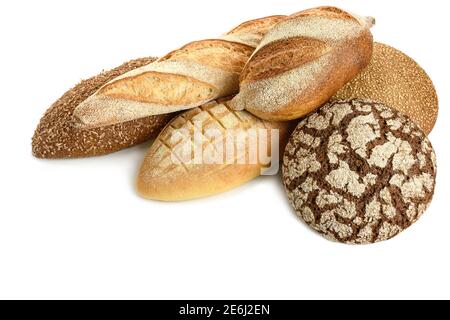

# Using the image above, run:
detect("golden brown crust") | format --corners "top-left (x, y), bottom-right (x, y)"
top-left (72, 15), bottom-right (288, 129)
top-left (289, 6), bottom-right (359, 23)
top-left (266, 31), bottom-right (374, 121)
top-left (98, 71), bottom-right (216, 105)
top-left (160, 39), bottom-right (254, 74)
top-left (226, 15), bottom-right (287, 37)
top-left (32, 57), bottom-right (174, 159)
top-left (233, 7), bottom-right (374, 121)
top-left (97, 40), bottom-right (253, 106)
top-left (240, 37), bottom-right (331, 82)
top-left (86, 40), bottom-right (253, 124)
top-left (136, 99), bottom-right (293, 201)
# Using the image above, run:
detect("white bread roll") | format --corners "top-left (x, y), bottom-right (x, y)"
top-left (137, 98), bottom-right (293, 201)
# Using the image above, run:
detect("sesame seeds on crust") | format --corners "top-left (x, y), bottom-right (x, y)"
top-left (333, 42), bottom-right (438, 135)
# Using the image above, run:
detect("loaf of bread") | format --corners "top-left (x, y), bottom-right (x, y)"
top-left (32, 57), bottom-right (174, 159)
top-left (333, 42), bottom-right (438, 135)
top-left (137, 98), bottom-right (293, 201)
top-left (231, 6), bottom-right (374, 121)
top-left (73, 15), bottom-right (286, 129)
top-left (283, 99), bottom-right (436, 244)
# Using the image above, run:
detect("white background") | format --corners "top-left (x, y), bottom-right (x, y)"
top-left (0, 0), bottom-right (449, 299)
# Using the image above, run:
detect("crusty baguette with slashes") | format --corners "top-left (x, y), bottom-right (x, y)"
top-left (32, 57), bottom-right (174, 159)
top-left (73, 15), bottom-right (286, 129)
top-left (136, 98), bottom-right (293, 201)
top-left (231, 6), bottom-right (374, 121)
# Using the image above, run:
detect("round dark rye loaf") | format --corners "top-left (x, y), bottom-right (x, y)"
top-left (32, 57), bottom-right (173, 158)
top-left (282, 99), bottom-right (436, 244)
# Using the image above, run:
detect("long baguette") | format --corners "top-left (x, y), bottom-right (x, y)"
top-left (32, 57), bottom-right (173, 159)
top-left (231, 6), bottom-right (374, 121)
top-left (73, 15), bottom-right (286, 129)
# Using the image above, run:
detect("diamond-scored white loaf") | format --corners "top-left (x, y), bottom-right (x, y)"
top-left (73, 15), bottom-right (286, 129)
top-left (136, 98), bottom-right (293, 201)
top-left (231, 6), bottom-right (375, 121)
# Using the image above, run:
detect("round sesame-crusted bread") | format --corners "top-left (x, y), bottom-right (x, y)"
top-left (333, 43), bottom-right (438, 135)
top-left (282, 99), bottom-right (436, 244)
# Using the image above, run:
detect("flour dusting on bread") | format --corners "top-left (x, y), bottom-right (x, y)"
top-left (233, 6), bottom-right (374, 121)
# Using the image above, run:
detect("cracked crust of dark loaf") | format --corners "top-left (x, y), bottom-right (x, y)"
top-left (32, 57), bottom-right (174, 158)
top-left (282, 99), bottom-right (437, 244)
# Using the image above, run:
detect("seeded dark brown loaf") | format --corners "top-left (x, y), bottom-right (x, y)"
top-left (32, 57), bottom-right (174, 158)
top-left (232, 6), bottom-right (375, 121)
top-left (73, 15), bottom-right (286, 129)
top-left (333, 42), bottom-right (438, 135)
top-left (283, 99), bottom-right (436, 244)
